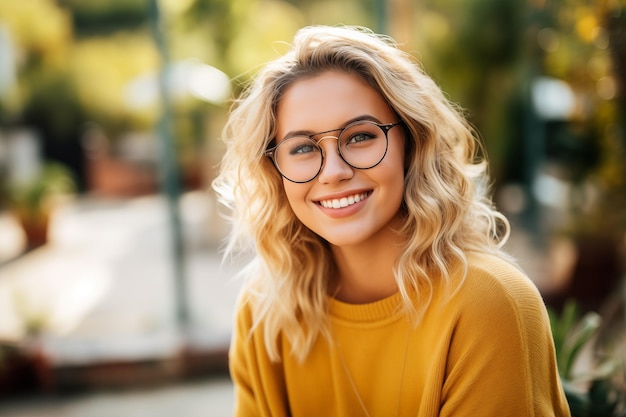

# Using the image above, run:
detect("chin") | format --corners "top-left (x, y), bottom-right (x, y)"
top-left (315, 227), bottom-right (380, 248)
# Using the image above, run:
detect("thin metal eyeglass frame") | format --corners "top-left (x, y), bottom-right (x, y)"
top-left (264, 121), bottom-right (402, 183)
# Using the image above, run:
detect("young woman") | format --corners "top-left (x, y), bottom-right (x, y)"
top-left (213, 25), bottom-right (570, 417)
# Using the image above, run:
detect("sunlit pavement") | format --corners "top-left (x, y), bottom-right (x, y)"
top-left (0, 192), bottom-right (243, 362)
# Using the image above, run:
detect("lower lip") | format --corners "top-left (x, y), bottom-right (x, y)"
top-left (317, 194), bottom-right (370, 218)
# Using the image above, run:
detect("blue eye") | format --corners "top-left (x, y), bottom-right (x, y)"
top-left (347, 132), bottom-right (376, 144)
top-left (290, 144), bottom-right (318, 155)
top-left (282, 137), bottom-right (320, 156)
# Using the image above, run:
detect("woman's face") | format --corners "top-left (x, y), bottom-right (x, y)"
top-left (275, 71), bottom-right (406, 248)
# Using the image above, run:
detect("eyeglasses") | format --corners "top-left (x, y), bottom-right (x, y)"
top-left (265, 120), bottom-right (402, 183)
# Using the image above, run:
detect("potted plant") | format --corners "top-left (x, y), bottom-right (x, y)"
top-left (1, 161), bottom-right (75, 251)
top-left (549, 300), bottom-right (626, 416)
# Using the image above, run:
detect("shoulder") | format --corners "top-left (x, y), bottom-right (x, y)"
top-left (230, 284), bottom-right (275, 362)
top-left (433, 253), bottom-right (569, 416)
top-left (447, 252), bottom-right (549, 330)
top-left (233, 284), bottom-right (258, 333)
top-left (462, 252), bottom-right (542, 304)
top-left (232, 282), bottom-right (279, 347)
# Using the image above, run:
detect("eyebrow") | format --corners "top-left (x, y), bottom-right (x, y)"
top-left (281, 114), bottom-right (383, 141)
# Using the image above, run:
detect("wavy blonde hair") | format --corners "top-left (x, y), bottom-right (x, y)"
top-left (212, 25), bottom-right (511, 362)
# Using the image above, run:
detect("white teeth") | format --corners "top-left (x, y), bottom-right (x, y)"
top-left (320, 192), bottom-right (369, 209)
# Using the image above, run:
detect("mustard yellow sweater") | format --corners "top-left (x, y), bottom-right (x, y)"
top-left (230, 253), bottom-right (571, 416)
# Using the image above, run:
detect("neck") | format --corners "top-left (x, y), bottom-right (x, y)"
top-left (330, 225), bottom-right (405, 304)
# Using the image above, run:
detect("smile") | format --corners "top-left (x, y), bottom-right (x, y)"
top-left (319, 192), bottom-right (370, 209)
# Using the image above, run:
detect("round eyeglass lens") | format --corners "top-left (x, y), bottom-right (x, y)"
top-left (274, 136), bottom-right (323, 183)
top-left (337, 121), bottom-right (388, 169)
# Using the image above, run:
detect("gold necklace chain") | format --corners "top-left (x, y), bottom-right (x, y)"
top-left (335, 328), bottom-right (412, 417)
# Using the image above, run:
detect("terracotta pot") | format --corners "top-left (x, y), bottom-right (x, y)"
top-left (14, 209), bottom-right (50, 251)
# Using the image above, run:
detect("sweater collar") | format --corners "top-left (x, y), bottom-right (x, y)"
top-left (329, 291), bottom-right (405, 324)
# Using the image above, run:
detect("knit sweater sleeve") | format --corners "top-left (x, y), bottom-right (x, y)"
top-left (439, 256), bottom-right (571, 417)
top-left (229, 294), bottom-right (288, 417)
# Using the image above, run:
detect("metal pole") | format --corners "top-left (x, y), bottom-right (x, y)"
top-left (149, 0), bottom-right (189, 331)
top-left (373, 0), bottom-right (388, 34)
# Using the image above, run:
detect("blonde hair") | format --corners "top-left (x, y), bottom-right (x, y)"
top-left (212, 25), bottom-right (511, 362)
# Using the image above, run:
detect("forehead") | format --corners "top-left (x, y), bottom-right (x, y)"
top-left (275, 71), bottom-right (393, 138)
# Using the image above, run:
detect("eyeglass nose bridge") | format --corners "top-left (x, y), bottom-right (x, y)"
top-left (316, 134), bottom-right (340, 149)
top-left (315, 134), bottom-right (351, 167)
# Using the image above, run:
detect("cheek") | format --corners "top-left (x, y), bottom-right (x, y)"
top-left (385, 168), bottom-right (406, 206)
top-left (381, 144), bottom-right (406, 183)
top-left (282, 180), bottom-right (309, 212)
top-left (379, 148), bottom-right (407, 206)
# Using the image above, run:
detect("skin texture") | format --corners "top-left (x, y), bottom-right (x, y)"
top-left (275, 71), bottom-right (407, 303)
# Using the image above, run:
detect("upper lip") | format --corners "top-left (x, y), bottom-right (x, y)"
top-left (313, 189), bottom-right (372, 203)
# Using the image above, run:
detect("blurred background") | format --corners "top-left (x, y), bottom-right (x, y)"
top-left (0, 0), bottom-right (624, 416)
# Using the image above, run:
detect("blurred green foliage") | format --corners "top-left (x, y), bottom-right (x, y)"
top-left (2, 162), bottom-right (75, 216)
top-left (550, 301), bottom-right (626, 416)
top-left (60, 0), bottom-right (150, 35)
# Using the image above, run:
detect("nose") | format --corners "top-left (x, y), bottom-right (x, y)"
top-left (316, 136), bottom-right (354, 183)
